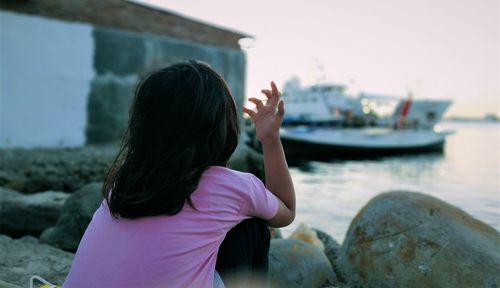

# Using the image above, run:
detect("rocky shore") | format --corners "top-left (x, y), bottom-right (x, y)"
top-left (1, 145), bottom-right (499, 287)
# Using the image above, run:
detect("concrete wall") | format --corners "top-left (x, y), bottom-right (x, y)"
top-left (0, 11), bottom-right (94, 147)
top-left (0, 10), bottom-right (246, 148)
top-left (87, 27), bottom-right (246, 144)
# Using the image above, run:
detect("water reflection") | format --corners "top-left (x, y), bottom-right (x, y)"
top-left (282, 122), bottom-right (500, 243)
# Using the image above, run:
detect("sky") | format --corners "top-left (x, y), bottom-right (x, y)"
top-left (138, 0), bottom-right (499, 118)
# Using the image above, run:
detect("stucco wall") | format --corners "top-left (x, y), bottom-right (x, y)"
top-left (0, 10), bottom-right (246, 148)
top-left (0, 11), bottom-right (93, 147)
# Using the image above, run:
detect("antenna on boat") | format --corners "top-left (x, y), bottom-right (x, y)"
top-left (316, 64), bottom-right (326, 85)
top-left (307, 58), bottom-right (326, 86)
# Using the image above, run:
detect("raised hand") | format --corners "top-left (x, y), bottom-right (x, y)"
top-left (243, 81), bottom-right (285, 146)
top-left (244, 81), bottom-right (295, 227)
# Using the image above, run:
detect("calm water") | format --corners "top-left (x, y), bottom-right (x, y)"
top-left (281, 121), bottom-right (500, 242)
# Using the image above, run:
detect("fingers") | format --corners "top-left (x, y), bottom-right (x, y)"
top-left (248, 97), bottom-right (264, 109)
top-left (261, 89), bottom-right (272, 99)
top-left (277, 100), bottom-right (285, 117)
top-left (247, 82), bottom-right (282, 118)
top-left (243, 107), bottom-right (256, 118)
top-left (271, 81), bottom-right (281, 98)
top-left (262, 82), bottom-right (281, 103)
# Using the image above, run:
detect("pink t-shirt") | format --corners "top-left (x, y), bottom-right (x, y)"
top-left (63, 166), bottom-right (279, 288)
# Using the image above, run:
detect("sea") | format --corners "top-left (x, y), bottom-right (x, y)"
top-left (280, 121), bottom-right (500, 242)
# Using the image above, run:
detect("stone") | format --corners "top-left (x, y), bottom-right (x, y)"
top-left (269, 239), bottom-right (338, 288)
top-left (0, 146), bottom-right (117, 193)
top-left (227, 134), bottom-right (265, 179)
top-left (337, 191), bottom-right (500, 288)
top-left (312, 228), bottom-right (343, 282)
top-left (0, 170), bottom-right (28, 192)
top-left (0, 234), bottom-right (74, 287)
top-left (0, 187), bottom-right (69, 237)
top-left (270, 227), bottom-right (283, 239)
top-left (18, 235), bottom-right (39, 244)
top-left (0, 139), bottom-right (259, 194)
top-left (40, 183), bottom-right (103, 251)
top-left (0, 280), bottom-right (22, 288)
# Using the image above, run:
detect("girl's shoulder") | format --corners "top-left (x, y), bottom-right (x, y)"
top-left (204, 165), bottom-right (257, 180)
top-left (201, 166), bottom-right (264, 192)
top-left (203, 166), bottom-right (279, 220)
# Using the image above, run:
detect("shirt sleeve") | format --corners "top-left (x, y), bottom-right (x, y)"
top-left (239, 174), bottom-right (280, 220)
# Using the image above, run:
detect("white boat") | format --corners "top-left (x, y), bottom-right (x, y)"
top-left (280, 127), bottom-right (454, 160)
top-left (268, 79), bottom-right (455, 160)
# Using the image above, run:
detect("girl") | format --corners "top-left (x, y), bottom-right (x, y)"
top-left (63, 61), bottom-right (295, 287)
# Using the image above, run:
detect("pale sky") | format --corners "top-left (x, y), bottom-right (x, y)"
top-left (138, 0), bottom-right (499, 118)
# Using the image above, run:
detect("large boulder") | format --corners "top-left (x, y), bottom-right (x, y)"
top-left (0, 234), bottom-right (74, 287)
top-left (337, 191), bottom-right (500, 288)
top-left (0, 187), bottom-right (69, 237)
top-left (40, 183), bottom-right (103, 251)
top-left (0, 146), bottom-right (117, 193)
top-left (269, 239), bottom-right (338, 288)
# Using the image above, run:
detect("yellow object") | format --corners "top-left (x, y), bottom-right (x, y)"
top-left (289, 222), bottom-right (325, 251)
top-left (29, 276), bottom-right (59, 288)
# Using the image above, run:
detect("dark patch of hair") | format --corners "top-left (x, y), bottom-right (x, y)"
top-left (102, 60), bottom-right (240, 219)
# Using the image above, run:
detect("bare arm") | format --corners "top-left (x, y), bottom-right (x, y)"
top-left (243, 82), bottom-right (296, 227)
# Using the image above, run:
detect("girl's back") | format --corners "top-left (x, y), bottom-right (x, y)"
top-left (64, 166), bottom-right (278, 287)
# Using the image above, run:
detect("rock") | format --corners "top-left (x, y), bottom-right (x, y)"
top-left (269, 239), bottom-right (338, 288)
top-left (337, 191), bottom-right (500, 288)
top-left (227, 133), bottom-right (265, 179)
top-left (18, 235), bottom-right (39, 244)
top-left (0, 138), bottom-right (262, 194)
top-left (0, 280), bottom-right (22, 288)
top-left (40, 183), bottom-right (103, 251)
top-left (312, 228), bottom-right (342, 282)
top-left (0, 234), bottom-right (74, 287)
top-left (0, 145), bottom-right (118, 193)
top-left (270, 227), bottom-right (283, 239)
top-left (0, 170), bottom-right (28, 192)
top-left (289, 222), bottom-right (325, 251)
top-left (0, 187), bottom-right (69, 237)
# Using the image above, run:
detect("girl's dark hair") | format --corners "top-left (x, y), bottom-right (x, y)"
top-left (103, 60), bottom-right (240, 219)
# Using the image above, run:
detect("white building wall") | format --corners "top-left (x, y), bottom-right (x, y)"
top-left (0, 11), bottom-right (94, 148)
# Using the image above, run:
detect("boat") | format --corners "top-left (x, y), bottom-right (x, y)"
top-left (248, 78), bottom-right (454, 160)
top-left (279, 127), bottom-right (453, 160)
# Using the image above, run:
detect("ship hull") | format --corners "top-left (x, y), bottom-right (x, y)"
top-left (281, 136), bottom-right (444, 160)
top-left (277, 127), bottom-right (450, 161)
